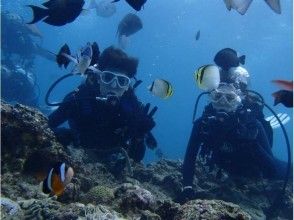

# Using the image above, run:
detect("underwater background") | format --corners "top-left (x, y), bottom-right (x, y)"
top-left (1, 0), bottom-right (293, 164)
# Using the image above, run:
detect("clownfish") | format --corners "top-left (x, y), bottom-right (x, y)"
top-left (41, 162), bottom-right (74, 196)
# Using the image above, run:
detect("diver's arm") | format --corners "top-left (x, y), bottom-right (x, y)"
top-left (183, 119), bottom-right (202, 186)
top-left (48, 93), bottom-right (74, 128)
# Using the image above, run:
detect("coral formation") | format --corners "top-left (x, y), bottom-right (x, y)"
top-left (114, 183), bottom-right (156, 212)
top-left (0, 197), bottom-right (22, 217)
top-left (174, 199), bottom-right (252, 220)
top-left (1, 101), bottom-right (68, 175)
top-left (1, 102), bottom-right (292, 219)
top-left (83, 185), bottom-right (115, 205)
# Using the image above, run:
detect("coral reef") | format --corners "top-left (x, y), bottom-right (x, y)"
top-left (114, 183), bottom-right (156, 213)
top-left (1, 101), bottom-right (68, 175)
top-left (174, 199), bottom-right (251, 220)
top-left (0, 197), bottom-right (23, 218)
top-left (82, 185), bottom-right (115, 205)
top-left (1, 102), bottom-right (292, 220)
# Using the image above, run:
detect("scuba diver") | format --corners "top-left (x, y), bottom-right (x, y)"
top-left (1, 63), bottom-right (39, 107)
top-left (1, 11), bottom-right (55, 71)
top-left (178, 49), bottom-right (291, 215)
top-left (47, 46), bottom-right (158, 163)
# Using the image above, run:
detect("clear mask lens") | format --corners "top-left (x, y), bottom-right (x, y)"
top-left (100, 71), bottom-right (130, 88)
top-left (210, 83), bottom-right (242, 112)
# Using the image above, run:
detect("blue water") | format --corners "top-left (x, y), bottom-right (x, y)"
top-left (2, 0), bottom-right (293, 164)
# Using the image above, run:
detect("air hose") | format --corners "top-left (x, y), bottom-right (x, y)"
top-left (192, 89), bottom-right (291, 217)
top-left (45, 73), bottom-right (74, 106)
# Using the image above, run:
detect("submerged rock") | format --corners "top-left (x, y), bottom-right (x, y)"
top-left (174, 199), bottom-right (251, 220)
top-left (1, 101), bottom-right (68, 175)
top-left (0, 197), bottom-right (23, 219)
top-left (0, 103), bottom-right (292, 220)
top-left (114, 183), bottom-right (156, 213)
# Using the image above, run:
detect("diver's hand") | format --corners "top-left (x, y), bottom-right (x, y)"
top-left (137, 103), bottom-right (157, 135)
top-left (176, 186), bottom-right (196, 204)
top-left (199, 112), bottom-right (237, 141)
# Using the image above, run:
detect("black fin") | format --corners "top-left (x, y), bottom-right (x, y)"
top-left (265, 0), bottom-right (281, 14)
top-left (126, 0), bottom-right (146, 11)
top-left (42, 176), bottom-right (51, 194)
top-left (90, 42), bottom-right (100, 66)
top-left (27, 5), bottom-right (48, 24)
top-left (239, 55), bottom-right (246, 65)
top-left (133, 79), bottom-right (143, 89)
top-left (56, 44), bottom-right (71, 68)
top-left (149, 82), bottom-right (154, 92)
top-left (111, 0), bottom-right (120, 2)
top-left (42, 0), bottom-right (57, 8)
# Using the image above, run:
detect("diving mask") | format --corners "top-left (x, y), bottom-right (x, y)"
top-left (99, 71), bottom-right (131, 89)
top-left (228, 66), bottom-right (249, 86)
top-left (210, 83), bottom-right (242, 112)
top-left (91, 69), bottom-right (131, 99)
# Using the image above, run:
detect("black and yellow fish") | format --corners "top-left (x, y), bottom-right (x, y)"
top-left (148, 79), bottom-right (173, 99)
top-left (194, 65), bottom-right (220, 91)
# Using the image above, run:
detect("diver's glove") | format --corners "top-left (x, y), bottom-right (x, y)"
top-left (176, 186), bottom-right (196, 204)
top-left (53, 127), bottom-right (75, 146)
top-left (145, 132), bottom-right (157, 150)
top-left (136, 103), bottom-right (157, 136)
top-left (199, 111), bottom-right (239, 143)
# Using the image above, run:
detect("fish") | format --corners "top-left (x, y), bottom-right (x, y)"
top-left (88, 0), bottom-right (116, 17)
top-left (264, 0), bottom-right (281, 14)
top-left (195, 30), bottom-right (200, 41)
top-left (272, 79), bottom-right (293, 108)
top-left (214, 48), bottom-right (245, 71)
top-left (272, 80), bottom-right (293, 91)
top-left (41, 162), bottom-right (74, 196)
top-left (195, 65), bottom-right (220, 91)
top-left (272, 90), bottom-right (293, 108)
top-left (111, 0), bottom-right (147, 11)
top-left (61, 42), bottom-right (94, 74)
top-left (117, 13), bottom-right (143, 48)
top-left (223, 0), bottom-right (281, 15)
top-left (148, 79), bottom-right (173, 99)
top-left (27, 0), bottom-right (85, 26)
top-left (56, 44), bottom-right (71, 68)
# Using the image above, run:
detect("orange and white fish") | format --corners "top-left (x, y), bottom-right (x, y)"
top-left (272, 80), bottom-right (293, 91)
top-left (41, 162), bottom-right (74, 196)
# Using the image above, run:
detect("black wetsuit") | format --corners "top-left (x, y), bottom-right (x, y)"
top-left (182, 98), bottom-right (288, 187)
top-left (48, 83), bottom-right (155, 162)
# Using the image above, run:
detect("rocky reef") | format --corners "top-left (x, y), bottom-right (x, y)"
top-left (1, 102), bottom-right (293, 219)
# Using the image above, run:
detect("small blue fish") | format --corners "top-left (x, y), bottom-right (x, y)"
top-left (195, 30), bottom-right (200, 41)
